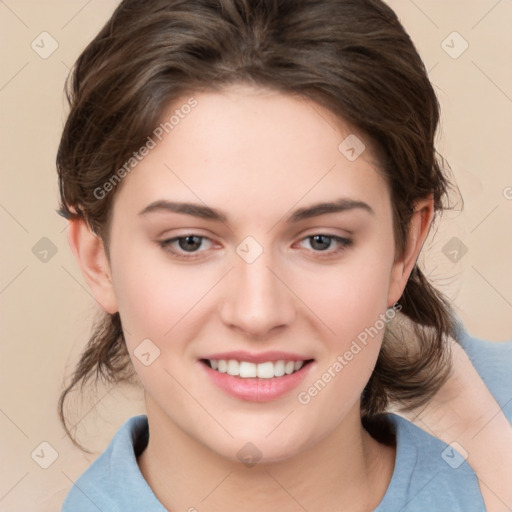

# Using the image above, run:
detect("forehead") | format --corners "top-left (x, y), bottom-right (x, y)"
top-left (112, 84), bottom-right (390, 223)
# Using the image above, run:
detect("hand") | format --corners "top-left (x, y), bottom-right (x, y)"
top-left (398, 337), bottom-right (512, 511)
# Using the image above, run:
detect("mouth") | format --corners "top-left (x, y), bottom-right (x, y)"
top-left (199, 354), bottom-right (315, 402)
top-left (201, 358), bottom-right (314, 379)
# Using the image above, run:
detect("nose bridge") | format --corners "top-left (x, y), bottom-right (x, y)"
top-left (220, 241), bottom-right (295, 336)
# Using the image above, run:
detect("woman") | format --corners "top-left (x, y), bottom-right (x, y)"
top-left (56, 0), bottom-right (512, 510)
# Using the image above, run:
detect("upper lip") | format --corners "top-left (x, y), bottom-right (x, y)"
top-left (200, 351), bottom-right (312, 364)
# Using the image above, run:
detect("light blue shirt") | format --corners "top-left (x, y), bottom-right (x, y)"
top-left (61, 326), bottom-right (512, 511)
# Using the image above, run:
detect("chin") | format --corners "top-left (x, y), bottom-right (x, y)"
top-left (204, 426), bottom-right (317, 467)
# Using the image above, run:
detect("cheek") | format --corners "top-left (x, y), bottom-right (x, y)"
top-left (293, 258), bottom-right (394, 427)
top-left (291, 249), bottom-right (394, 349)
top-left (109, 242), bottom-right (216, 347)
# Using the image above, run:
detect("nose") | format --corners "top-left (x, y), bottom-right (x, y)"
top-left (219, 247), bottom-right (296, 338)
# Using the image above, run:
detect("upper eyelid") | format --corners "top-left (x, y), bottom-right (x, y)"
top-left (160, 231), bottom-right (351, 242)
top-left (160, 225), bottom-right (353, 240)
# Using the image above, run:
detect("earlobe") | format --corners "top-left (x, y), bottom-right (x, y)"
top-left (67, 218), bottom-right (118, 314)
top-left (387, 196), bottom-right (435, 307)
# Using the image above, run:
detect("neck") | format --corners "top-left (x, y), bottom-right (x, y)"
top-left (137, 399), bottom-right (395, 512)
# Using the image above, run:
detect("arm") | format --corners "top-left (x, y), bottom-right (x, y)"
top-left (399, 336), bottom-right (512, 511)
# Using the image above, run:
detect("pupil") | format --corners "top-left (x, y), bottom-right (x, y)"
top-left (180, 236), bottom-right (201, 252)
top-left (311, 235), bottom-right (330, 251)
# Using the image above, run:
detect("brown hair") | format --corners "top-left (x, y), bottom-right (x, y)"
top-left (57, 0), bottom-right (459, 450)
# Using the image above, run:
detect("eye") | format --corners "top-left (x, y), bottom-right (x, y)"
top-left (297, 234), bottom-right (353, 257)
top-left (158, 234), bottom-right (213, 260)
top-left (158, 233), bottom-right (353, 261)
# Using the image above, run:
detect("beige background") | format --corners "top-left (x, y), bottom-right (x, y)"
top-left (1, 0), bottom-right (511, 510)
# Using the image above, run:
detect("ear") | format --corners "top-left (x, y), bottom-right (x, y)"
top-left (67, 218), bottom-right (118, 314)
top-left (387, 196), bottom-right (435, 307)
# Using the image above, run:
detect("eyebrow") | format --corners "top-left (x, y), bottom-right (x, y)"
top-left (138, 198), bottom-right (374, 223)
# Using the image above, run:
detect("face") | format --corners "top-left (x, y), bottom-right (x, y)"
top-left (100, 84), bottom-right (409, 462)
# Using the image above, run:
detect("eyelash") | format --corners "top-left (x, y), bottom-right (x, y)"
top-left (158, 233), bottom-right (353, 261)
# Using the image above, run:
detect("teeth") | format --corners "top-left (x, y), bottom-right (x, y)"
top-left (274, 360), bottom-right (285, 377)
top-left (227, 359), bottom-right (239, 376)
top-left (239, 361), bottom-right (257, 378)
top-left (257, 362), bottom-right (274, 379)
top-left (208, 359), bottom-right (305, 378)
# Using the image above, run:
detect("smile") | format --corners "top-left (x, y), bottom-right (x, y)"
top-left (205, 359), bottom-right (307, 379)
top-left (200, 354), bottom-right (315, 402)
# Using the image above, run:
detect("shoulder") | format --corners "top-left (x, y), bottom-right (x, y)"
top-left (375, 414), bottom-right (486, 511)
top-left (454, 320), bottom-right (512, 423)
top-left (61, 415), bottom-right (165, 512)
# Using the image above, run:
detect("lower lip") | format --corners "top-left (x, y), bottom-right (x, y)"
top-left (201, 361), bottom-right (314, 402)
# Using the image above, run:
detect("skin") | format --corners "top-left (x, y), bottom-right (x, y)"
top-left (403, 337), bottom-right (512, 511)
top-left (68, 83), bottom-right (440, 511)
